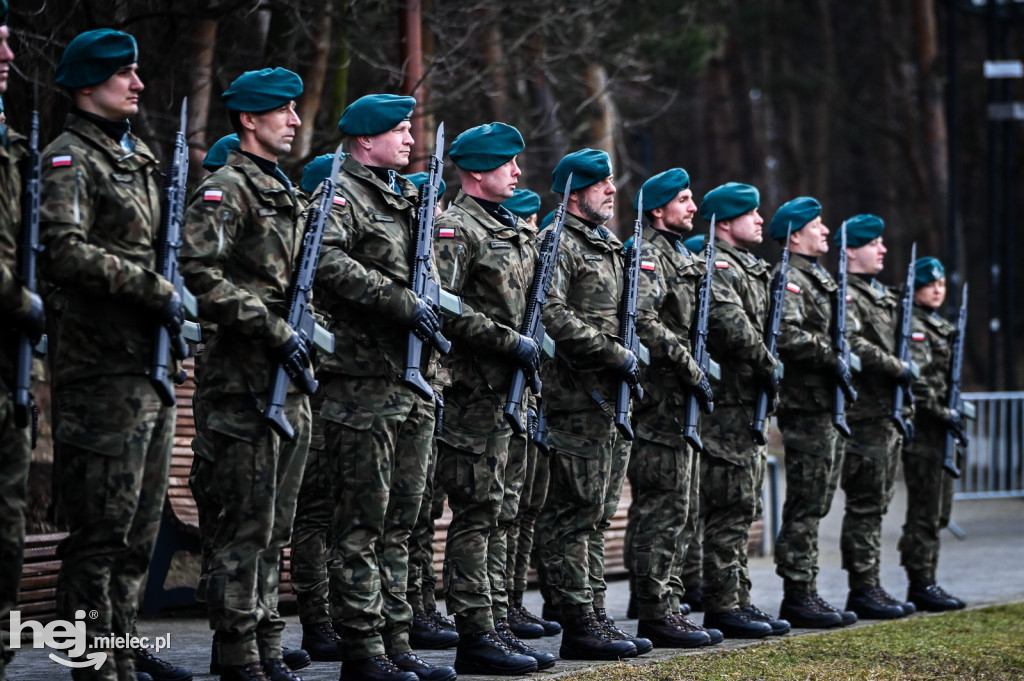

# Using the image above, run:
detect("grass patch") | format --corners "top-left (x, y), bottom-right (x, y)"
top-left (558, 603), bottom-right (1024, 680)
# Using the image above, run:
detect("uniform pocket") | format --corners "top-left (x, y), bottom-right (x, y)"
top-left (55, 416), bottom-right (126, 457)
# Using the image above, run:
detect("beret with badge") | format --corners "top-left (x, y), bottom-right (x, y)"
top-left (914, 256), bottom-right (946, 290)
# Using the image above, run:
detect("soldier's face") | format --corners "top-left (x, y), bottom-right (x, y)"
top-left (848, 236), bottom-right (886, 275)
top-left (574, 176), bottom-right (616, 224)
top-left (81, 64), bottom-right (144, 120)
top-left (477, 157), bottom-right (520, 202)
top-left (365, 120), bottom-right (414, 170)
top-left (727, 208), bottom-right (764, 248)
top-left (914, 277), bottom-right (946, 308)
top-left (248, 101), bottom-right (301, 158)
top-left (792, 216), bottom-right (829, 257)
top-left (0, 25), bottom-right (14, 95)
top-left (655, 189), bottom-right (697, 233)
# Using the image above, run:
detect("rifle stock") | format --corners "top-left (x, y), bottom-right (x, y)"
top-left (13, 108), bottom-right (41, 429)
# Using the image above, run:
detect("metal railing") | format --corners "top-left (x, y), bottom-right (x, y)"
top-left (955, 391), bottom-right (1024, 500)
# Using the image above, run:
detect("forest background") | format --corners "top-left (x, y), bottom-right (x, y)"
top-left (4, 0), bottom-right (1023, 392)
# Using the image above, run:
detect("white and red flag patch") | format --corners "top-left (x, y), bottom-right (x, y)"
top-left (714, 261), bottom-right (730, 269)
top-left (333, 196), bottom-right (347, 207)
top-left (203, 190), bottom-right (223, 202)
top-left (786, 283), bottom-right (801, 294)
top-left (51, 155), bottom-right (72, 168)
top-left (640, 260), bottom-right (656, 271)
top-left (911, 332), bottom-right (926, 342)
top-left (438, 227), bottom-right (456, 238)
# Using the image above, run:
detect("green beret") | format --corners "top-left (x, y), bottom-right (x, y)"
top-left (404, 171), bottom-right (446, 197)
top-left (540, 210), bottom-right (554, 229)
top-left (684, 235), bottom-right (705, 254)
top-left (914, 257), bottom-right (946, 290)
top-left (551, 148), bottom-right (612, 192)
top-left (338, 94), bottom-right (415, 136)
top-left (301, 153), bottom-right (348, 194)
top-left (202, 134), bottom-right (239, 172)
top-left (503, 189), bottom-right (541, 219)
top-left (55, 29), bottom-right (138, 88)
top-left (699, 182), bottom-right (759, 221)
top-left (768, 196), bottom-right (821, 240)
top-left (835, 213), bottom-right (884, 247)
top-left (450, 122), bottom-right (524, 172)
top-left (0, 0), bottom-right (8, 26)
top-left (222, 68), bottom-right (303, 113)
top-left (635, 168), bottom-right (690, 211)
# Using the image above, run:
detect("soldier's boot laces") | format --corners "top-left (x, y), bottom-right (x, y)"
top-left (340, 654), bottom-right (418, 681)
top-left (810, 591), bottom-right (858, 626)
top-left (410, 611), bottom-right (460, 650)
top-left (908, 580), bottom-right (967, 612)
top-left (846, 585), bottom-right (907, 620)
top-left (506, 592), bottom-right (545, 639)
top-left (495, 619), bottom-right (556, 670)
top-left (134, 647), bottom-right (192, 681)
top-left (391, 651), bottom-right (457, 681)
top-left (301, 622), bottom-right (343, 662)
top-left (261, 658), bottom-right (302, 681)
top-left (595, 608), bottom-right (652, 654)
top-left (426, 609), bottom-right (457, 632)
top-left (702, 608), bottom-right (773, 639)
top-left (636, 616), bottom-right (710, 648)
top-left (671, 613), bottom-right (722, 645)
top-left (778, 591), bottom-right (844, 629)
top-left (740, 605), bottom-right (791, 635)
top-left (454, 630), bottom-right (538, 676)
top-left (559, 612), bottom-right (637, 661)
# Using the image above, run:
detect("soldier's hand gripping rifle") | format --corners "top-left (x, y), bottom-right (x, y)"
top-left (264, 145), bottom-right (344, 441)
top-left (150, 99), bottom-right (202, 406)
top-left (751, 224), bottom-right (791, 445)
top-left (613, 190), bottom-right (649, 441)
top-left (13, 107), bottom-right (41, 430)
top-left (892, 242), bottom-right (919, 438)
top-left (943, 282), bottom-right (970, 478)
top-left (830, 221), bottom-right (859, 437)
top-left (504, 175), bottom-right (572, 433)
top-left (404, 123), bottom-right (462, 400)
top-left (683, 216), bottom-right (717, 451)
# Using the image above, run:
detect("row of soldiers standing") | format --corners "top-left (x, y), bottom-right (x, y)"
top-left (0, 18), bottom-right (969, 681)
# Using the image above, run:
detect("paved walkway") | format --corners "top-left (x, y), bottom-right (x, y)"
top-left (8, 481), bottom-right (1023, 680)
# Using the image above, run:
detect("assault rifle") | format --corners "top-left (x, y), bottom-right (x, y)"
top-left (264, 145), bottom-right (344, 440)
top-left (892, 242), bottom-right (918, 438)
top-left (503, 174), bottom-right (572, 433)
top-left (750, 224), bottom-right (791, 445)
top-left (13, 108), bottom-right (41, 429)
top-left (832, 222), bottom-right (858, 437)
top-left (613, 190), bottom-right (648, 441)
top-left (683, 216), bottom-right (717, 452)
top-left (151, 99), bottom-right (201, 406)
top-left (943, 283), bottom-right (969, 477)
top-left (404, 122), bottom-right (462, 400)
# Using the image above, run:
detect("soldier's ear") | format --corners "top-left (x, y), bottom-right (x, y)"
top-left (238, 111), bottom-right (258, 133)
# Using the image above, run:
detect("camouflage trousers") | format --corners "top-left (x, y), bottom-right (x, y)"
top-left (407, 456), bottom-right (445, 614)
top-left (899, 425), bottom-right (955, 583)
top-left (505, 439), bottom-right (549, 594)
top-left (841, 418), bottom-right (901, 588)
top-left (322, 375), bottom-right (431, 661)
top-left (624, 425), bottom-right (696, 620)
top-left (53, 376), bottom-right (174, 681)
top-left (0, 380), bottom-right (32, 681)
top-left (774, 410), bottom-right (843, 592)
top-left (289, 427), bottom-right (336, 627)
top-left (676, 517), bottom-right (702, 606)
top-left (203, 392), bottom-right (310, 667)
top-left (537, 408), bottom-right (628, 615)
top-left (437, 387), bottom-right (525, 634)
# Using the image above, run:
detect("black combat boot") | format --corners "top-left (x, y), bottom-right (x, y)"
top-left (134, 648), bottom-right (193, 681)
top-left (261, 658), bottom-right (302, 681)
top-left (281, 648), bottom-right (311, 672)
top-left (595, 608), bottom-right (652, 654)
top-left (809, 592), bottom-right (857, 625)
top-left (340, 655), bottom-right (418, 681)
top-left (425, 609), bottom-right (457, 632)
top-left (703, 608), bottom-right (773, 638)
top-left (301, 622), bottom-right (343, 661)
top-left (740, 605), bottom-right (791, 635)
top-left (636, 616), bottom-right (710, 648)
top-left (779, 591), bottom-right (844, 628)
top-left (409, 611), bottom-right (460, 649)
top-left (511, 594), bottom-right (561, 636)
top-left (137, 673), bottom-right (154, 681)
top-left (391, 651), bottom-right (457, 681)
top-left (908, 580), bottom-right (966, 612)
top-left (454, 630), bottom-right (538, 675)
top-left (672, 614), bottom-right (722, 645)
top-left (219, 661), bottom-right (270, 681)
top-left (846, 586), bottom-right (906, 620)
top-left (495, 619), bottom-right (556, 670)
top-left (506, 592), bottom-right (546, 639)
top-left (560, 612), bottom-right (637, 661)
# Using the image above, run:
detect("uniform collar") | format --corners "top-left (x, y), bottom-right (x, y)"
top-left (451, 190), bottom-right (522, 237)
top-left (565, 211), bottom-right (620, 249)
top-left (65, 112), bottom-right (155, 166)
top-left (342, 154), bottom-right (417, 207)
top-left (226, 149), bottom-right (296, 208)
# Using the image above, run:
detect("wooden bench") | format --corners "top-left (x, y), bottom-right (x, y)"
top-left (17, 532), bottom-right (68, 624)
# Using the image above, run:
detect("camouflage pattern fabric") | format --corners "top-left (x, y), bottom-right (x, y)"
top-left (505, 401), bottom-right (550, 594)
top-left (433, 190), bottom-right (536, 633)
top-left (773, 255), bottom-right (844, 591)
top-left (181, 150), bottom-right (312, 666)
top-left (674, 519), bottom-right (702, 611)
top-left (899, 304), bottom-right (957, 582)
top-left (847, 276), bottom-right (904, 421)
top-left (0, 126), bottom-right (31, 376)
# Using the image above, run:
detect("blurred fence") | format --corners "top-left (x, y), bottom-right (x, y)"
top-left (955, 391), bottom-right (1024, 500)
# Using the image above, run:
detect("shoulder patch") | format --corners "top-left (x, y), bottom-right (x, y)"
top-left (911, 332), bottom-right (926, 342)
top-left (203, 189), bottom-right (223, 202)
top-left (786, 283), bottom-right (801, 294)
top-left (640, 260), bottom-right (656, 271)
top-left (51, 155), bottom-right (72, 168)
top-left (333, 196), bottom-right (347, 207)
top-left (438, 227), bottom-right (456, 238)
top-left (714, 260), bottom-right (730, 269)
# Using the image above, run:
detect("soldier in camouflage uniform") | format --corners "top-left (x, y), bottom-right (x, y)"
top-left (622, 168), bottom-right (715, 649)
top-left (180, 68), bottom-right (314, 681)
top-left (696, 183), bottom-right (788, 639)
top-left (768, 197), bottom-right (856, 629)
top-left (536, 149), bottom-right (648, 661)
top-left (0, 9), bottom-right (46, 679)
top-left (837, 214), bottom-right (916, 620)
top-left (39, 29), bottom-right (180, 681)
top-left (431, 122), bottom-right (553, 675)
top-left (309, 94), bottom-right (453, 681)
top-left (899, 258), bottom-right (967, 612)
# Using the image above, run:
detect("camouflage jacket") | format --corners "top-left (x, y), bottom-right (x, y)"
top-left (435, 190), bottom-right (536, 395)
top-left (312, 154), bottom-right (429, 380)
top-left (776, 254), bottom-right (839, 413)
top-left (847, 275), bottom-right (903, 421)
top-left (0, 126), bottom-right (29, 378)
top-left (540, 212), bottom-right (628, 415)
top-left (634, 226), bottom-right (702, 412)
top-left (39, 114), bottom-right (173, 386)
top-left (707, 238), bottom-right (775, 407)
top-left (180, 149), bottom-right (303, 399)
top-left (906, 304), bottom-right (955, 438)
